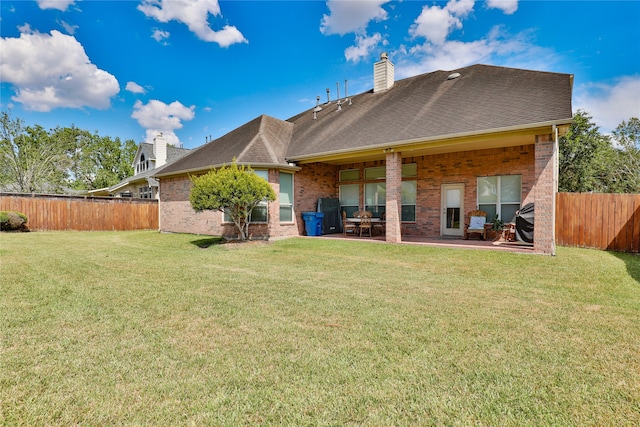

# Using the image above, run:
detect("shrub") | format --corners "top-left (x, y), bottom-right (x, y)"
top-left (0, 211), bottom-right (29, 232)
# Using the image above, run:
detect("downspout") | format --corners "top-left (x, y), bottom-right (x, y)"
top-left (551, 124), bottom-right (559, 256)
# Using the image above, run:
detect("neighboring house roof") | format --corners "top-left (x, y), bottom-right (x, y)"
top-left (156, 63), bottom-right (573, 177)
top-left (134, 142), bottom-right (190, 165)
top-left (88, 143), bottom-right (191, 195)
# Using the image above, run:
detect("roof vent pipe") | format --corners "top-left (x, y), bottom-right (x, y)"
top-left (345, 79), bottom-right (352, 105)
top-left (326, 88), bottom-right (330, 104)
top-left (313, 96), bottom-right (322, 119)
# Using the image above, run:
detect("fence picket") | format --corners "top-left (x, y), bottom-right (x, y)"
top-left (0, 193), bottom-right (158, 232)
top-left (556, 192), bottom-right (640, 253)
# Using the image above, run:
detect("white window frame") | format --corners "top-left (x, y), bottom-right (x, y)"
top-left (279, 172), bottom-right (294, 223)
top-left (477, 175), bottom-right (522, 222)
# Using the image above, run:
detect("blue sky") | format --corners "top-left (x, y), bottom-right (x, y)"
top-left (1, 0), bottom-right (639, 149)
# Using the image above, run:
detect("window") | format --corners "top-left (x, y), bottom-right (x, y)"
top-left (401, 181), bottom-right (417, 222)
top-left (280, 172), bottom-right (293, 223)
top-left (364, 182), bottom-right (386, 217)
top-left (339, 184), bottom-right (359, 217)
top-left (343, 164), bottom-right (418, 220)
top-left (402, 163), bottom-right (417, 177)
top-left (139, 186), bottom-right (152, 199)
top-left (365, 166), bottom-right (385, 180)
top-left (136, 154), bottom-right (149, 174)
top-left (224, 170), bottom-right (269, 223)
top-left (339, 169), bottom-right (359, 182)
top-left (477, 175), bottom-right (521, 222)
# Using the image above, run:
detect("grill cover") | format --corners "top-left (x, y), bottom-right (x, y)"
top-left (515, 203), bottom-right (534, 243)
top-left (317, 198), bottom-right (341, 234)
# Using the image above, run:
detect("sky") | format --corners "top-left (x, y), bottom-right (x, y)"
top-left (1, 0), bottom-right (639, 150)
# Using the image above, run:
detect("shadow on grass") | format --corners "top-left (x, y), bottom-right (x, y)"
top-left (191, 237), bottom-right (226, 249)
top-left (613, 251), bottom-right (640, 285)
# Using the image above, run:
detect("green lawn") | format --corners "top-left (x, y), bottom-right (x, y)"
top-left (1, 231), bottom-right (638, 426)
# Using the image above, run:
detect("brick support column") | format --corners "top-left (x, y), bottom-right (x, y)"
top-left (385, 151), bottom-right (402, 243)
top-left (534, 133), bottom-right (557, 255)
top-left (268, 169), bottom-right (280, 239)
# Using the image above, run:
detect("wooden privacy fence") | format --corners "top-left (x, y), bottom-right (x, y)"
top-left (556, 192), bottom-right (640, 253)
top-left (0, 193), bottom-right (158, 231)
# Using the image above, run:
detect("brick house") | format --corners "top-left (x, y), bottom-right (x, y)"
top-left (155, 54), bottom-right (573, 254)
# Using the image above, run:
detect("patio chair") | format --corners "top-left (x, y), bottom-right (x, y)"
top-left (464, 210), bottom-right (487, 240)
top-left (342, 211), bottom-right (357, 236)
top-left (373, 211), bottom-right (386, 236)
top-left (359, 213), bottom-right (373, 237)
top-left (501, 222), bottom-right (516, 242)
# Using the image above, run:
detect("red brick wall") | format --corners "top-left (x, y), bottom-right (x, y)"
top-left (159, 170), bottom-right (313, 240)
top-left (159, 144), bottom-right (540, 242)
top-left (292, 163), bottom-right (340, 235)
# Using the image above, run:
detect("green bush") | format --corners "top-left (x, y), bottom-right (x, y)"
top-left (0, 211), bottom-right (29, 231)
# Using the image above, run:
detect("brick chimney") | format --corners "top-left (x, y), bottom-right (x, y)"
top-left (153, 133), bottom-right (167, 167)
top-left (373, 52), bottom-right (394, 93)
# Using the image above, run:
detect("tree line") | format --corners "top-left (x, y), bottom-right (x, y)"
top-left (0, 111), bottom-right (136, 194)
top-left (1, 110), bottom-right (639, 195)
top-left (559, 110), bottom-right (639, 193)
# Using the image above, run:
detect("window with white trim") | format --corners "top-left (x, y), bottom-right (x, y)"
top-left (139, 186), bottom-right (152, 199)
top-left (477, 175), bottom-right (521, 222)
top-left (364, 164), bottom-right (417, 220)
top-left (279, 172), bottom-right (293, 223)
top-left (364, 181), bottom-right (416, 221)
top-left (339, 184), bottom-right (359, 217)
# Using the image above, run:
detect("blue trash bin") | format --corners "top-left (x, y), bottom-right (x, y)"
top-left (302, 212), bottom-right (320, 236)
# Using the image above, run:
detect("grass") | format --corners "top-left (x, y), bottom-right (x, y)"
top-left (1, 231), bottom-right (639, 426)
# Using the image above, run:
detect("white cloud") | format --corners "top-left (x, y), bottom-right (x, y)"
top-left (575, 76), bottom-right (640, 133)
top-left (345, 33), bottom-right (383, 63)
top-left (131, 99), bottom-right (195, 144)
top-left (138, 0), bottom-right (247, 47)
top-left (126, 81), bottom-right (146, 94)
top-left (410, 0), bottom-right (475, 46)
top-left (152, 28), bottom-right (171, 43)
top-left (0, 29), bottom-right (119, 112)
top-left (58, 20), bottom-right (78, 35)
top-left (320, 0), bottom-right (390, 36)
top-left (399, 25), bottom-right (553, 77)
top-left (36, 0), bottom-right (75, 11)
top-left (486, 0), bottom-right (518, 15)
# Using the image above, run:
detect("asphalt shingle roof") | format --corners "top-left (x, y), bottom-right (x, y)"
top-left (157, 64), bottom-right (572, 176)
top-left (285, 64), bottom-right (573, 159)
top-left (159, 114), bottom-right (293, 176)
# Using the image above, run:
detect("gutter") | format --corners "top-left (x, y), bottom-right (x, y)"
top-left (154, 161), bottom-right (301, 179)
top-left (286, 118), bottom-right (573, 163)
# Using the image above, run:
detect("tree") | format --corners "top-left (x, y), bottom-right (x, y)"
top-left (0, 111), bottom-right (71, 193)
top-left (610, 117), bottom-right (640, 193)
top-left (190, 161), bottom-right (276, 240)
top-left (558, 110), bottom-right (613, 192)
top-left (51, 126), bottom-right (136, 191)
